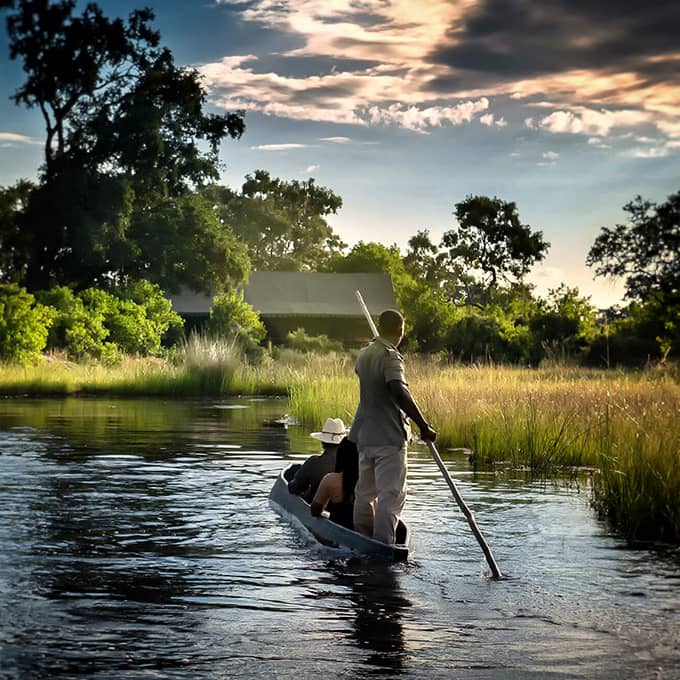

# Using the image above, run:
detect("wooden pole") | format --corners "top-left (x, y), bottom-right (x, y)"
top-left (426, 440), bottom-right (502, 579)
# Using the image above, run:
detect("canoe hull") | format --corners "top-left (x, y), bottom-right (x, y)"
top-left (269, 464), bottom-right (410, 561)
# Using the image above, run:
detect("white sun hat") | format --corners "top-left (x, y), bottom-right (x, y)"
top-left (310, 417), bottom-right (347, 444)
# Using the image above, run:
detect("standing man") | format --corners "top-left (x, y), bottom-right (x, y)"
top-left (350, 309), bottom-right (436, 544)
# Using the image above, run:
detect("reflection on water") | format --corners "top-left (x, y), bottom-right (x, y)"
top-left (0, 397), bottom-right (678, 678)
top-left (330, 558), bottom-right (411, 675)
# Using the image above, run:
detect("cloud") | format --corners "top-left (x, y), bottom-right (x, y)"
top-left (543, 151), bottom-right (560, 160)
top-left (630, 146), bottom-right (670, 158)
top-left (320, 136), bottom-right (352, 143)
top-left (479, 112), bottom-right (507, 127)
top-left (306, 164), bottom-right (320, 172)
top-left (536, 107), bottom-right (652, 136)
top-left (203, 1), bottom-right (680, 140)
top-left (0, 132), bottom-right (41, 145)
top-left (250, 143), bottom-right (308, 151)
top-left (365, 99), bottom-right (489, 133)
top-left (202, 54), bottom-right (489, 131)
top-left (429, 1), bottom-right (679, 84)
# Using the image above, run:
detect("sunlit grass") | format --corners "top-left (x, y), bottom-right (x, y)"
top-left (1, 348), bottom-right (678, 541)
top-left (287, 357), bottom-right (680, 543)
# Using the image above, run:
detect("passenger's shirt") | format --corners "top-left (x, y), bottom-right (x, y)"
top-left (287, 449), bottom-right (337, 501)
top-left (349, 337), bottom-right (411, 448)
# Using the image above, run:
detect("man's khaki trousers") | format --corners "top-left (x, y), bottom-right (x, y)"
top-left (353, 444), bottom-right (407, 544)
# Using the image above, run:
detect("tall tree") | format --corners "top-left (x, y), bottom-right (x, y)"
top-left (2, 0), bottom-right (246, 291)
top-left (0, 179), bottom-right (34, 282)
top-left (586, 191), bottom-right (679, 302)
top-left (442, 196), bottom-right (549, 294)
top-left (204, 171), bottom-right (344, 272)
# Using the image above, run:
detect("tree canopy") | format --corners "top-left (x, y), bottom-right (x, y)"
top-left (1, 0), bottom-right (246, 292)
top-left (442, 196), bottom-right (549, 294)
top-left (202, 171), bottom-right (345, 272)
top-left (587, 191), bottom-right (679, 302)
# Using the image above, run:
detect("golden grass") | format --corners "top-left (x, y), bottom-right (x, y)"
top-left (288, 357), bottom-right (680, 542)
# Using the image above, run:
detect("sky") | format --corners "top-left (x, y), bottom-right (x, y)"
top-left (1, 0), bottom-right (679, 308)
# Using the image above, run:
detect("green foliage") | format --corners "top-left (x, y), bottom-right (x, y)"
top-left (207, 288), bottom-right (266, 360)
top-left (587, 190), bottom-right (679, 361)
top-left (203, 171), bottom-right (345, 272)
top-left (0, 283), bottom-right (53, 364)
top-left (106, 280), bottom-right (184, 355)
top-left (530, 285), bottom-right (598, 363)
top-left (586, 296), bottom-right (679, 367)
top-left (3, 0), bottom-right (245, 292)
top-left (125, 190), bottom-right (250, 294)
top-left (37, 281), bottom-right (183, 359)
top-left (398, 278), bottom-right (455, 353)
top-left (37, 286), bottom-right (110, 359)
top-left (0, 179), bottom-right (35, 282)
top-left (587, 191), bottom-right (679, 302)
top-left (284, 327), bottom-right (344, 354)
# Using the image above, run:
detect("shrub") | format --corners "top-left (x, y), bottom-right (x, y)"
top-left (207, 289), bottom-right (266, 361)
top-left (38, 286), bottom-right (110, 359)
top-left (284, 327), bottom-right (344, 354)
top-left (37, 281), bottom-right (184, 359)
top-left (0, 283), bottom-right (53, 364)
top-left (104, 280), bottom-right (184, 356)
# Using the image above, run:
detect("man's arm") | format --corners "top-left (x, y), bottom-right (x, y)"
top-left (388, 380), bottom-right (436, 441)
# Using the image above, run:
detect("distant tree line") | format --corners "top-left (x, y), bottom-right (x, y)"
top-left (0, 0), bottom-right (677, 366)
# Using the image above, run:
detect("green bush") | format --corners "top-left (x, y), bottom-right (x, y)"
top-left (105, 280), bottom-right (184, 355)
top-left (284, 327), bottom-right (343, 354)
top-left (207, 289), bottom-right (266, 358)
top-left (38, 286), bottom-right (110, 359)
top-left (37, 281), bottom-right (184, 359)
top-left (0, 283), bottom-right (54, 364)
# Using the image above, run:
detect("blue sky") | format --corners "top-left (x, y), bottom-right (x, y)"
top-left (1, 0), bottom-right (679, 307)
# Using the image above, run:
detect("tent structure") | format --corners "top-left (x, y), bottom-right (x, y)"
top-left (167, 272), bottom-right (397, 345)
top-left (243, 272), bottom-right (396, 344)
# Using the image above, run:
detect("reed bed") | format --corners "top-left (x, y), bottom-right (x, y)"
top-left (0, 348), bottom-right (678, 541)
top-left (287, 357), bottom-right (680, 542)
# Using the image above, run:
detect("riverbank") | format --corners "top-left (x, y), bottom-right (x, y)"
top-left (1, 349), bottom-right (678, 542)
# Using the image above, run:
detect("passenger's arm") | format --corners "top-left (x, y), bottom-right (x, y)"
top-left (388, 380), bottom-right (436, 441)
top-left (310, 475), bottom-right (332, 516)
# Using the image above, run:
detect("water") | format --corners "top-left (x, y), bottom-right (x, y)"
top-left (0, 397), bottom-right (677, 679)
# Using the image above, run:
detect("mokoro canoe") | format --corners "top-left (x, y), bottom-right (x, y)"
top-left (269, 464), bottom-right (410, 561)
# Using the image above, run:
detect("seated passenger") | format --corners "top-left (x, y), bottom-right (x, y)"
top-left (287, 417), bottom-right (346, 502)
top-left (311, 437), bottom-right (359, 530)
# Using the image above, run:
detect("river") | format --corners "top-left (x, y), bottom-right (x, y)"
top-left (0, 397), bottom-right (677, 679)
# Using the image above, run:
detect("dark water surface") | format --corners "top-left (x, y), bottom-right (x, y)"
top-left (0, 397), bottom-right (677, 679)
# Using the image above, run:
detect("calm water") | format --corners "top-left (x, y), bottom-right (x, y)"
top-left (0, 397), bottom-right (677, 679)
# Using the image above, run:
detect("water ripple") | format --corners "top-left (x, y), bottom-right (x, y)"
top-left (0, 397), bottom-right (677, 679)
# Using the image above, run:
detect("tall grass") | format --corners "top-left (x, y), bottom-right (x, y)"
top-left (287, 357), bottom-right (680, 542)
top-left (0, 335), bottom-right (276, 397)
